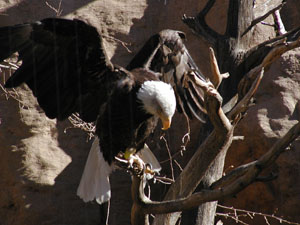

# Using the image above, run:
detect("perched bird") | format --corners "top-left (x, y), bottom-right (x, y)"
top-left (0, 18), bottom-right (207, 204)
top-left (127, 29), bottom-right (207, 122)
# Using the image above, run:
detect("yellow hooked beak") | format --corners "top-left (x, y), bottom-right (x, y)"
top-left (159, 113), bottom-right (172, 130)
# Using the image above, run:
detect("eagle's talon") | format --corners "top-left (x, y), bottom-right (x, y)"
top-left (116, 152), bottom-right (160, 179)
top-left (126, 154), bottom-right (145, 176)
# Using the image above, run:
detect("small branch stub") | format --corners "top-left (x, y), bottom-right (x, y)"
top-left (209, 47), bottom-right (230, 89)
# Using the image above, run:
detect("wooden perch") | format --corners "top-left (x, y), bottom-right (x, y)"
top-left (130, 46), bottom-right (268, 224)
top-left (130, 68), bottom-right (300, 224)
top-left (152, 75), bottom-right (233, 224)
top-left (130, 119), bottom-right (300, 220)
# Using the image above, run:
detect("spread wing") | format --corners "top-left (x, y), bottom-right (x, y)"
top-left (1, 18), bottom-right (123, 122)
top-left (127, 29), bottom-right (208, 122)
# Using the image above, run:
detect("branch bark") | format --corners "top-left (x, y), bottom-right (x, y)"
top-left (130, 87), bottom-right (300, 223)
top-left (179, 2), bottom-right (300, 225)
top-left (241, 1), bottom-right (286, 37)
top-left (182, 0), bottom-right (221, 46)
top-left (132, 2), bottom-right (300, 224)
top-left (209, 47), bottom-right (230, 89)
top-left (130, 46), bottom-right (265, 224)
top-left (151, 79), bottom-right (233, 225)
top-left (238, 28), bottom-right (300, 97)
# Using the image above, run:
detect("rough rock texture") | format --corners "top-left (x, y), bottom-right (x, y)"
top-left (0, 1), bottom-right (299, 225)
top-left (221, 49), bottom-right (300, 225)
top-left (219, 3), bottom-right (300, 225)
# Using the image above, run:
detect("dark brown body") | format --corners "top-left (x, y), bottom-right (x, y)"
top-left (96, 68), bottom-right (160, 164)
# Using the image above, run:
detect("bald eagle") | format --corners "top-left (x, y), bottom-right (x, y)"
top-left (0, 18), bottom-right (207, 204)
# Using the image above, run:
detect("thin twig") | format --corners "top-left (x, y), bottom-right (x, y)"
top-left (67, 113), bottom-right (95, 139)
top-left (217, 205), bottom-right (300, 225)
top-left (159, 131), bottom-right (190, 164)
top-left (154, 176), bottom-right (174, 185)
top-left (173, 159), bottom-right (183, 172)
top-left (209, 47), bottom-right (230, 89)
top-left (102, 34), bottom-right (132, 53)
top-left (45, 0), bottom-right (63, 17)
top-left (160, 135), bottom-right (175, 181)
top-left (228, 67), bottom-right (264, 122)
top-left (216, 212), bottom-right (250, 225)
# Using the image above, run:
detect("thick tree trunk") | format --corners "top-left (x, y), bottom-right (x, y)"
top-left (195, 2), bottom-right (253, 224)
top-left (129, 0), bottom-right (300, 222)
top-left (178, 1), bottom-right (255, 224)
top-left (216, 0), bottom-right (254, 102)
top-left (180, 1), bottom-right (286, 224)
top-left (195, 150), bottom-right (228, 225)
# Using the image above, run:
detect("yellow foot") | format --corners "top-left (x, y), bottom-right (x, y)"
top-left (124, 148), bottom-right (136, 160)
top-left (116, 148), bottom-right (158, 179)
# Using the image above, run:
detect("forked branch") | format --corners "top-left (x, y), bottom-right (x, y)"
top-left (241, 25), bottom-right (300, 80)
top-left (182, 0), bottom-right (221, 45)
top-left (130, 113), bottom-right (300, 224)
top-left (131, 48), bottom-right (268, 225)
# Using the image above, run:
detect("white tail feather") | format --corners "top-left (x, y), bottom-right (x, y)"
top-left (137, 143), bottom-right (161, 173)
top-left (77, 137), bottom-right (112, 204)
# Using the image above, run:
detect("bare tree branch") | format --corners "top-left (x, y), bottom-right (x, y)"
top-left (151, 69), bottom-right (234, 224)
top-left (131, 176), bottom-right (151, 225)
top-left (210, 161), bottom-right (256, 190)
top-left (254, 0), bottom-right (283, 19)
top-left (198, 0), bottom-right (216, 17)
top-left (273, 9), bottom-right (287, 35)
top-left (129, 41), bottom-right (300, 223)
top-left (238, 26), bottom-right (300, 96)
top-left (182, 0), bottom-right (221, 45)
top-left (131, 121), bottom-right (300, 216)
top-left (228, 67), bottom-right (264, 121)
top-left (217, 204), bottom-right (300, 225)
top-left (45, 0), bottom-right (63, 17)
top-left (151, 46), bottom-right (265, 224)
top-left (209, 47), bottom-right (230, 89)
top-left (256, 25), bottom-right (300, 49)
top-left (242, 1), bottom-right (286, 37)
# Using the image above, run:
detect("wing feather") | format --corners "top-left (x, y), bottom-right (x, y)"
top-left (1, 18), bottom-right (116, 122)
top-left (127, 29), bottom-right (208, 122)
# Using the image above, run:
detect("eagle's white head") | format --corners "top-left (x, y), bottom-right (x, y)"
top-left (137, 80), bottom-right (176, 130)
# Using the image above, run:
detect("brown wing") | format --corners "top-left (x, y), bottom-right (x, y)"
top-left (127, 29), bottom-right (208, 122)
top-left (1, 18), bottom-right (122, 122)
